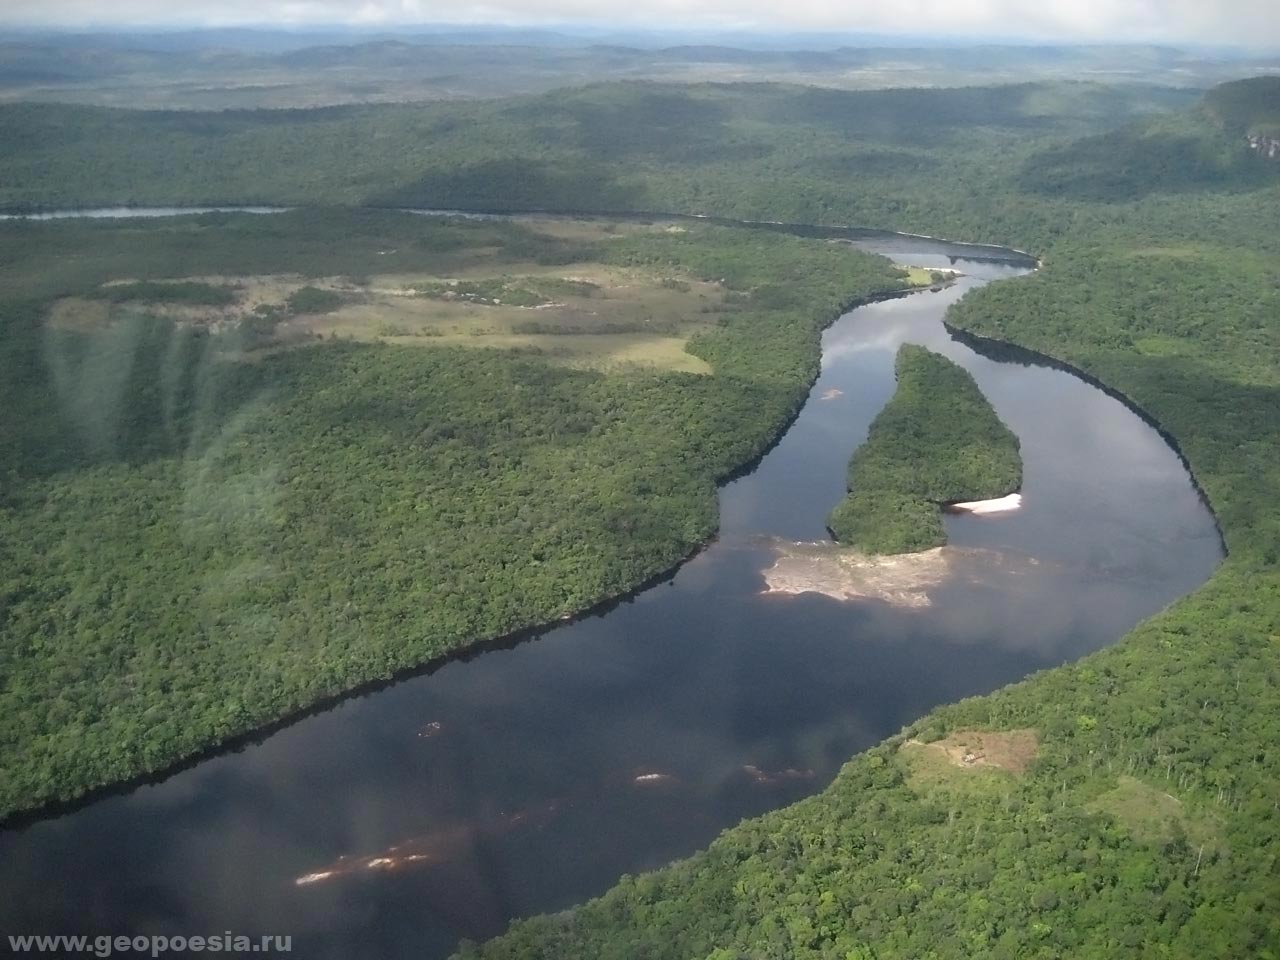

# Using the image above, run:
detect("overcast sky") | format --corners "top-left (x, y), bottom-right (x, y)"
top-left (2, 0), bottom-right (1278, 48)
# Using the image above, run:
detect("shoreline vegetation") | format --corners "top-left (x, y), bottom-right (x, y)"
top-left (826, 345), bottom-right (1022, 554)
top-left (0, 209), bottom-right (916, 823)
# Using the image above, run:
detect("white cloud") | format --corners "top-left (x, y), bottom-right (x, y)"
top-left (1, 0), bottom-right (1277, 47)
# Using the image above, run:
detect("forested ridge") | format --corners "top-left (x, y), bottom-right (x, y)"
top-left (0, 210), bottom-right (910, 819)
top-left (0, 80), bottom-right (1231, 239)
top-left (1, 77), bottom-right (1278, 957)
top-left (826, 345), bottom-right (1021, 553)
top-left (1203, 76), bottom-right (1280, 137)
top-left (1, 79), bottom-right (1273, 254)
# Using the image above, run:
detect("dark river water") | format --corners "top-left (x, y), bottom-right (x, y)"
top-left (0, 218), bottom-right (1223, 959)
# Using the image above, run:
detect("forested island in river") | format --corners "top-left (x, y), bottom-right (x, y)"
top-left (0, 30), bottom-right (1277, 960)
top-left (826, 344), bottom-right (1022, 553)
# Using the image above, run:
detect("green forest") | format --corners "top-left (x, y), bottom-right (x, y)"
top-left (827, 345), bottom-right (1021, 553)
top-left (1203, 76), bottom-right (1280, 137)
top-left (1, 74), bottom-right (1278, 958)
top-left (0, 209), bottom-right (910, 819)
top-left (0, 80), bottom-right (1222, 239)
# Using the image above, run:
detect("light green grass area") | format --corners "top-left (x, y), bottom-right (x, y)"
top-left (901, 746), bottom-right (1019, 797)
top-left (44, 217), bottom-right (725, 374)
top-left (385, 332), bottom-right (713, 374)
top-left (898, 265), bottom-right (957, 286)
top-left (303, 264), bottom-right (722, 371)
top-left (1090, 775), bottom-right (1223, 850)
top-left (51, 277), bottom-right (723, 373)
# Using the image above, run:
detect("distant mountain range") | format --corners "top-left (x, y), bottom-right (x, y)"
top-left (0, 30), bottom-right (1276, 111)
top-left (3, 25), bottom-right (1279, 55)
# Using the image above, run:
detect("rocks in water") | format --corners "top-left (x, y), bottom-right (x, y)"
top-left (759, 538), bottom-right (1038, 607)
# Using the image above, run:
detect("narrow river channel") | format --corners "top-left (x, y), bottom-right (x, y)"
top-left (0, 218), bottom-right (1224, 959)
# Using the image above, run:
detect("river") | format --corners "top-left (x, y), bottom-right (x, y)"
top-left (0, 213), bottom-right (1224, 959)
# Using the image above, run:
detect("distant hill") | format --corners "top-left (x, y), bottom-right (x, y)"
top-left (1016, 77), bottom-right (1280, 199)
top-left (1202, 75), bottom-right (1280, 137)
top-left (0, 33), bottom-right (1276, 111)
top-left (0, 79), bottom-right (1206, 225)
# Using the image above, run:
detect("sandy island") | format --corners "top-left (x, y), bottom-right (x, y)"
top-left (945, 492), bottom-right (1023, 515)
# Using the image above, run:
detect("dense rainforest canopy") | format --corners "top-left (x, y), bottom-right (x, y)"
top-left (1, 76), bottom-right (1278, 958)
top-left (0, 80), bottom-right (1227, 239)
top-left (826, 344), bottom-right (1021, 553)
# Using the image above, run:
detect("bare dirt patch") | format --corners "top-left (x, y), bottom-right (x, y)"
top-left (905, 729), bottom-right (1040, 775)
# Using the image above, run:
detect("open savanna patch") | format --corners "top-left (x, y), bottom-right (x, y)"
top-left (45, 261), bottom-right (725, 374)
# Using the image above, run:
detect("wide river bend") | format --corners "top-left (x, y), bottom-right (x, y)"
top-left (0, 214), bottom-right (1223, 959)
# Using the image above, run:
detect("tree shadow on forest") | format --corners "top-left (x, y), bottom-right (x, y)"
top-left (503, 88), bottom-right (772, 165)
top-left (1, 313), bottom-right (265, 491)
top-left (1017, 130), bottom-right (1279, 201)
top-left (764, 84), bottom-right (1058, 148)
top-left (371, 157), bottom-right (650, 213)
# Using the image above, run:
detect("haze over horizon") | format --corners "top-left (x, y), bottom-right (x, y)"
top-left (2, 1), bottom-right (1278, 50)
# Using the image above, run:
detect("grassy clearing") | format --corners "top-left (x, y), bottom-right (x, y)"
top-left (384, 332), bottom-right (713, 374)
top-left (898, 265), bottom-right (958, 286)
top-left (1134, 335), bottom-right (1191, 358)
top-left (46, 297), bottom-right (110, 331)
top-left (46, 258), bottom-right (725, 375)
top-left (1089, 776), bottom-right (1224, 850)
top-left (289, 263), bottom-right (723, 373)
